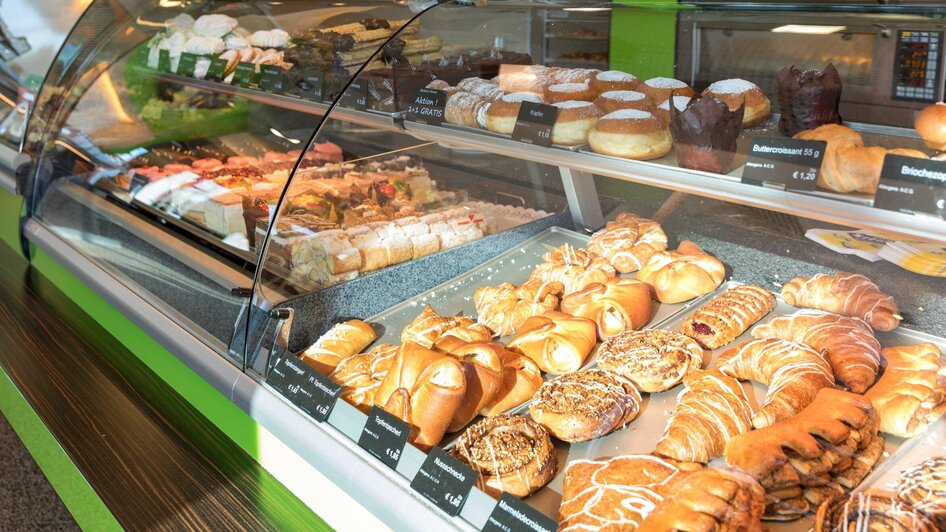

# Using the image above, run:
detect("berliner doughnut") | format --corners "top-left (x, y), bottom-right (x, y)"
top-left (445, 92), bottom-right (487, 128)
top-left (590, 70), bottom-right (640, 94)
top-left (588, 109), bottom-right (672, 160)
top-left (640, 77), bottom-right (696, 104)
top-left (457, 76), bottom-right (505, 101)
top-left (915, 102), bottom-right (946, 150)
top-left (546, 82), bottom-right (596, 103)
top-left (593, 90), bottom-right (653, 114)
top-left (654, 95), bottom-right (695, 124)
top-left (549, 67), bottom-right (597, 85)
top-left (498, 65), bottom-right (549, 94)
top-left (484, 92), bottom-right (546, 134)
top-left (551, 101), bottom-right (603, 146)
top-left (703, 78), bottom-right (771, 128)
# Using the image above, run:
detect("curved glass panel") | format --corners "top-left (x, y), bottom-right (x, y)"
top-left (25, 0), bottom-right (413, 361)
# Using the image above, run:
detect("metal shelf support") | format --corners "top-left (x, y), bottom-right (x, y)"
top-left (559, 166), bottom-right (604, 231)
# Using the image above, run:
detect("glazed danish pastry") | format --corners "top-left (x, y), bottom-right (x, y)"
top-left (530, 369), bottom-right (641, 442)
top-left (506, 311), bottom-right (597, 374)
top-left (680, 284), bottom-right (776, 349)
top-left (587, 212), bottom-right (668, 273)
top-left (814, 492), bottom-right (936, 532)
top-left (559, 278), bottom-right (653, 340)
top-left (896, 456), bottom-right (946, 527)
top-left (529, 243), bottom-right (616, 294)
top-left (474, 278), bottom-right (564, 337)
top-left (596, 330), bottom-right (703, 392)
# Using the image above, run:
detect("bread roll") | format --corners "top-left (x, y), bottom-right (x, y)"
top-left (916, 102), bottom-right (946, 150)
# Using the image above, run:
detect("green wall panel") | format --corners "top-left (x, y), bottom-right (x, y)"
top-left (610, 1), bottom-right (685, 80)
top-left (0, 188), bottom-right (23, 256)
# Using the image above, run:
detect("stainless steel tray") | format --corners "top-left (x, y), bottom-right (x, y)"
top-left (363, 227), bottom-right (946, 528)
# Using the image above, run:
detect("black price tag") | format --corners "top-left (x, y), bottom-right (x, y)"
top-left (482, 493), bottom-right (557, 532)
top-left (266, 355), bottom-right (342, 422)
top-left (266, 355), bottom-right (306, 399)
top-left (511, 102), bottom-right (557, 147)
top-left (301, 68), bottom-right (324, 101)
top-left (176, 52), bottom-right (198, 77)
top-left (340, 79), bottom-right (368, 110)
top-left (157, 49), bottom-right (172, 73)
top-left (207, 57), bottom-right (228, 82)
top-left (358, 406), bottom-right (409, 470)
top-left (259, 65), bottom-right (286, 94)
top-left (233, 62), bottom-right (258, 88)
top-left (410, 447), bottom-right (478, 517)
top-left (406, 88), bottom-right (447, 125)
top-left (130, 174), bottom-right (149, 195)
top-left (742, 137), bottom-right (826, 191)
top-left (875, 154), bottom-right (946, 219)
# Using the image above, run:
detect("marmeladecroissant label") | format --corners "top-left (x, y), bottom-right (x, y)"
top-left (483, 493), bottom-right (556, 532)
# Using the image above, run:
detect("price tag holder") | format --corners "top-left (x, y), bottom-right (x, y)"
top-left (176, 52), bottom-right (198, 77)
top-left (266, 355), bottom-right (341, 423)
top-left (301, 68), bottom-right (324, 101)
top-left (511, 102), bottom-right (557, 147)
top-left (259, 65), bottom-right (287, 94)
top-left (410, 447), bottom-right (478, 517)
top-left (233, 62), bottom-right (258, 88)
top-left (875, 154), bottom-right (946, 219)
top-left (358, 406), bottom-right (409, 470)
top-left (340, 79), bottom-right (368, 110)
top-left (406, 88), bottom-right (447, 125)
top-left (157, 49), bottom-right (172, 73)
top-left (207, 57), bottom-right (228, 82)
top-left (742, 137), bottom-right (826, 191)
top-left (482, 493), bottom-right (557, 532)
top-left (129, 174), bottom-right (149, 196)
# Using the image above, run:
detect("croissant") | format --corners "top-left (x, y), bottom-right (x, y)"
top-left (639, 467), bottom-right (765, 532)
top-left (474, 279), bottom-right (563, 337)
top-left (717, 338), bottom-right (834, 428)
top-left (300, 319), bottom-right (376, 374)
top-left (781, 272), bottom-right (900, 331)
top-left (587, 213), bottom-right (668, 273)
top-left (373, 342), bottom-right (467, 449)
top-left (506, 311), bottom-right (597, 374)
top-left (529, 243), bottom-right (616, 294)
top-left (480, 349), bottom-right (543, 416)
top-left (560, 278), bottom-right (653, 340)
top-left (637, 241), bottom-right (726, 303)
top-left (655, 370), bottom-right (754, 463)
top-left (680, 284), bottom-right (776, 349)
top-left (445, 342), bottom-right (505, 432)
top-left (401, 305), bottom-right (472, 348)
top-left (752, 309), bottom-right (882, 393)
top-left (330, 344), bottom-right (397, 413)
top-left (864, 343), bottom-right (946, 437)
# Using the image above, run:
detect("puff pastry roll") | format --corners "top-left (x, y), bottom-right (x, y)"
top-left (680, 284), bottom-right (776, 349)
top-left (864, 343), bottom-right (946, 438)
top-left (637, 241), bottom-right (726, 303)
top-left (506, 311), bottom-right (597, 374)
top-left (300, 319), bottom-right (376, 374)
top-left (781, 272), bottom-right (900, 331)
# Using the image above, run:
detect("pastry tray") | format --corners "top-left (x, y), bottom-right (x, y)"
top-left (362, 225), bottom-right (946, 529)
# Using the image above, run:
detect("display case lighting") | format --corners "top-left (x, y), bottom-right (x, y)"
top-left (563, 7), bottom-right (612, 12)
top-left (771, 24), bottom-right (847, 35)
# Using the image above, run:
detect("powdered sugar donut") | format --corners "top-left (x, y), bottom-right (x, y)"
top-left (703, 78), bottom-right (771, 127)
top-left (639, 77), bottom-right (696, 104)
top-left (589, 109), bottom-right (672, 160)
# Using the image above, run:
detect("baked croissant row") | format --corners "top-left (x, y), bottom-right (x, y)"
top-left (864, 343), bottom-right (946, 437)
top-left (717, 338), bottom-right (834, 428)
top-left (680, 284), bottom-right (776, 349)
top-left (752, 309), bottom-right (882, 393)
top-left (655, 370), bottom-right (754, 463)
top-left (781, 272), bottom-right (900, 331)
top-left (300, 319), bottom-right (377, 374)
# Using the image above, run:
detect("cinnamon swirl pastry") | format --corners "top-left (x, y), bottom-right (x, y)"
top-left (897, 456), bottom-right (946, 527)
top-left (597, 330), bottom-right (703, 392)
top-left (530, 369), bottom-right (641, 442)
top-left (814, 492), bottom-right (936, 532)
top-left (587, 213), bottom-right (668, 273)
top-left (529, 243), bottom-right (616, 294)
top-left (559, 278), bottom-right (653, 340)
top-left (451, 415), bottom-right (557, 498)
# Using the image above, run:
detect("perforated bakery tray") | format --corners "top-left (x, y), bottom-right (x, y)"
top-left (363, 226), bottom-right (946, 528)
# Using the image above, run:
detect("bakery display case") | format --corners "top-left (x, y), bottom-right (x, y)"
top-left (18, 0), bottom-right (946, 530)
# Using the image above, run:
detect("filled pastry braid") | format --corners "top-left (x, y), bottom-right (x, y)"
top-left (680, 284), bottom-right (776, 349)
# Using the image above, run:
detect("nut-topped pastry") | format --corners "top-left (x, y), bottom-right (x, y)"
top-left (529, 368), bottom-right (641, 442)
top-left (451, 415), bottom-right (557, 498)
top-left (597, 330), bottom-right (704, 392)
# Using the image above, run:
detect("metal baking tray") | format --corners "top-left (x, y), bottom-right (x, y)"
top-left (437, 121), bottom-right (588, 152)
top-left (362, 226), bottom-right (946, 528)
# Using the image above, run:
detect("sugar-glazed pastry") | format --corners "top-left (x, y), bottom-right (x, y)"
top-left (814, 492), bottom-right (937, 532)
top-left (592, 90), bottom-right (653, 114)
top-left (400, 305), bottom-right (472, 348)
top-left (655, 370), bottom-right (754, 463)
top-left (597, 330), bottom-right (703, 392)
top-left (192, 14), bottom-right (238, 38)
top-left (680, 284), bottom-right (776, 349)
top-left (639, 467), bottom-right (765, 531)
top-left (864, 343), bottom-right (946, 438)
top-left (484, 92), bottom-right (546, 135)
top-left (703, 78), bottom-right (771, 128)
top-left (445, 92), bottom-right (488, 128)
top-left (752, 309), bottom-right (882, 393)
top-left (529, 243), bottom-right (616, 294)
top-left (474, 279), bottom-right (563, 337)
top-left (717, 338), bottom-right (834, 428)
top-left (551, 100), bottom-right (603, 146)
top-left (506, 311), bottom-right (597, 375)
top-left (530, 369), bottom-right (641, 442)
top-left (300, 319), bottom-right (376, 374)
top-left (559, 454), bottom-right (685, 530)
top-left (637, 240), bottom-right (726, 304)
top-left (330, 344), bottom-right (397, 413)
top-left (445, 342), bottom-right (505, 432)
top-left (560, 278), bottom-right (653, 340)
top-left (781, 272), bottom-right (900, 331)
top-left (373, 342), bottom-right (467, 450)
top-left (546, 82), bottom-right (596, 103)
top-left (896, 456), bottom-right (946, 527)
top-left (480, 349), bottom-right (543, 417)
top-left (587, 212), bottom-right (668, 273)
top-left (451, 415), bottom-right (557, 498)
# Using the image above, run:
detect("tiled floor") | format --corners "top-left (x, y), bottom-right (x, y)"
top-left (0, 413), bottom-right (77, 530)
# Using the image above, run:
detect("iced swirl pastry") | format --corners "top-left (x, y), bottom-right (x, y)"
top-left (896, 456), bottom-right (946, 527)
top-left (530, 369), bottom-right (641, 442)
top-left (451, 415), bottom-right (557, 498)
top-left (814, 492), bottom-right (936, 532)
top-left (596, 330), bottom-right (703, 392)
